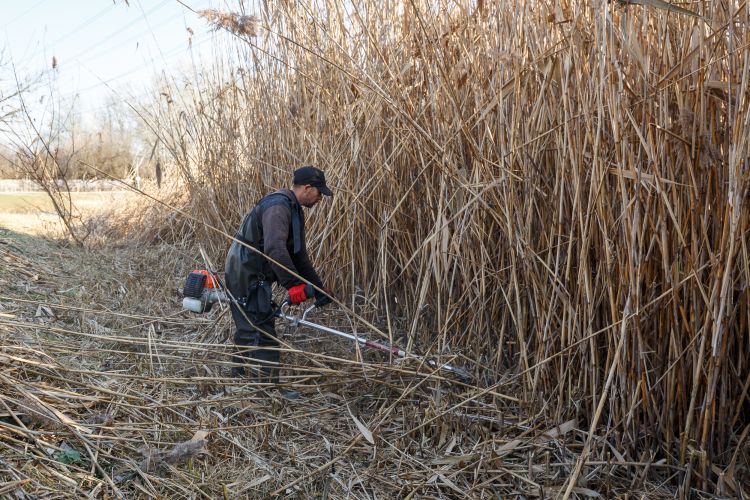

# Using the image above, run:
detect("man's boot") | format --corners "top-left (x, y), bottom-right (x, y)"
top-left (266, 367), bottom-right (300, 400)
top-left (255, 349), bottom-right (300, 400)
top-left (230, 347), bottom-right (250, 378)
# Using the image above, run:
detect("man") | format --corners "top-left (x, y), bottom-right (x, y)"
top-left (224, 166), bottom-right (333, 399)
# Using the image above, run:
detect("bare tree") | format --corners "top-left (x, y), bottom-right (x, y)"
top-left (3, 59), bottom-right (90, 245)
top-left (0, 50), bottom-right (31, 135)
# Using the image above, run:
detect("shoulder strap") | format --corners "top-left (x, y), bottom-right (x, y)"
top-left (262, 192), bottom-right (302, 254)
top-left (236, 192), bottom-right (300, 252)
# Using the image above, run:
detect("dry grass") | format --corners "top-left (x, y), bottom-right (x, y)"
top-left (0, 191), bottom-right (134, 236)
top-left (0, 230), bottom-right (685, 497)
top-left (3, 0), bottom-right (749, 496)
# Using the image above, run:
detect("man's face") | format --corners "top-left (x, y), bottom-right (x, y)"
top-left (299, 184), bottom-right (323, 208)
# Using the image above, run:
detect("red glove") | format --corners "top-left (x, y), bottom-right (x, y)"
top-left (288, 284), bottom-right (312, 304)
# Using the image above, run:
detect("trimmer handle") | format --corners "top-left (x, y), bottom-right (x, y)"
top-left (314, 293), bottom-right (332, 308)
top-left (313, 287), bottom-right (334, 308)
top-left (280, 286), bottom-right (332, 318)
top-left (287, 284), bottom-right (331, 305)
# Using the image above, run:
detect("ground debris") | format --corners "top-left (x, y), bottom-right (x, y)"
top-left (0, 230), bottom-right (691, 498)
top-left (136, 430), bottom-right (209, 475)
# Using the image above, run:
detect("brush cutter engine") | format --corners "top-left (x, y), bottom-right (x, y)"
top-left (182, 270), bottom-right (226, 313)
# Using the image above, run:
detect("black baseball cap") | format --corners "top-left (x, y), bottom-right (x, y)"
top-left (293, 166), bottom-right (333, 196)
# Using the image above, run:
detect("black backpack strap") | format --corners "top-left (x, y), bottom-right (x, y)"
top-left (291, 206), bottom-right (302, 253)
top-left (233, 231), bottom-right (253, 246)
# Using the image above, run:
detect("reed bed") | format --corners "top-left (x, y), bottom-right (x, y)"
top-left (124, 0), bottom-right (750, 493)
top-left (134, 0), bottom-right (750, 492)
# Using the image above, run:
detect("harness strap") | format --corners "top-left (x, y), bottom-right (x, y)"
top-left (291, 207), bottom-right (302, 253)
top-left (236, 191), bottom-right (303, 254)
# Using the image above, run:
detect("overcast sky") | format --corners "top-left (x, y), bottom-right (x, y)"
top-left (2, 0), bottom-right (230, 127)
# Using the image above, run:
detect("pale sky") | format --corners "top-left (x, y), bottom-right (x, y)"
top-left (2, 0), bottom-right (232, 127)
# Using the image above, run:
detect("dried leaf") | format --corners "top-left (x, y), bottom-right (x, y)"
top-left (426, 473), bottom-right (465, 495)
top-left (248, 474), bottom-right (272, 487)
top-left (35, 305), bottom-right (54, 318)
top-left (347, 406), bottom-right (374, 444)
top-left (138, 430), bottom-right (209, 473)
top-left (537, 419), bottom-right (577, 440)
top-left (617, 0), bottom-right (706, 20)
top-left (546, 486), bottom-right (601, 498)
top-left (190, 429), bottom-right (209, 442)
top-left (443, 435), bottom-right (457, 454)
top-left (431, 454), bottom-right (477, 465)
top-left (495, 439), bottom-right (523, 454)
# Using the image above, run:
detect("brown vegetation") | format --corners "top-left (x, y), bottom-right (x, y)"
top-left (1, 0), bottom-right (749, 497)
top-left (0, 230), bottom-right (679, 497)
top-left (135, 0), bottom-right (749, 493)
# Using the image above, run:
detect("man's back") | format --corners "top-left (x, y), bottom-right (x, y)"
top-left (225, 189), bottom-right (295, 297)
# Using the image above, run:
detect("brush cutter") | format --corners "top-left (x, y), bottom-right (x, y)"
top-left (181, 270), bottom-right (472, 381)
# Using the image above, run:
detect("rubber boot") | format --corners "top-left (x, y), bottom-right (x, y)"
top-left (254, 348), bottom-right (300, 400)
top-left (230, 347), bottom-right (251, 378)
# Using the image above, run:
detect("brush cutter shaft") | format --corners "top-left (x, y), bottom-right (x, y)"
top-left (277, 311), bottom-right (379, 348)
top-left (276, 308), bottom-right (469, 379)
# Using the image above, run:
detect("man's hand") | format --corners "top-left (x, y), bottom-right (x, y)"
top-left (288, 284), bottom-right (314, 304)
top-left (315, 287), bottom-right (334, 308)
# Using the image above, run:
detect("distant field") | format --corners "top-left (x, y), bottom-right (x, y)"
top-left (0, 179), bottom-right (125, 192)
top-left (0, 191), bottom-right (133, 235)
top-left (0, 191), bottom-right (125, 213)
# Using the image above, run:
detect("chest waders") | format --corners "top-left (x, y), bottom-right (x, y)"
top-left (230, 193), bottom-right (303, 382)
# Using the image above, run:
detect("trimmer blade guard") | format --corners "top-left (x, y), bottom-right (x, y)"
top-left (451, 367), bottom-right (473, 383)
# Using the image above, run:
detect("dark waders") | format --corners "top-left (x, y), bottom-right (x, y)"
top-left (229, 280), bottom-right (281, 383)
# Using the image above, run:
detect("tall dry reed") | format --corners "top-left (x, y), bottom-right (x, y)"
top-left (137, 0), bottom-right (750, 491)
